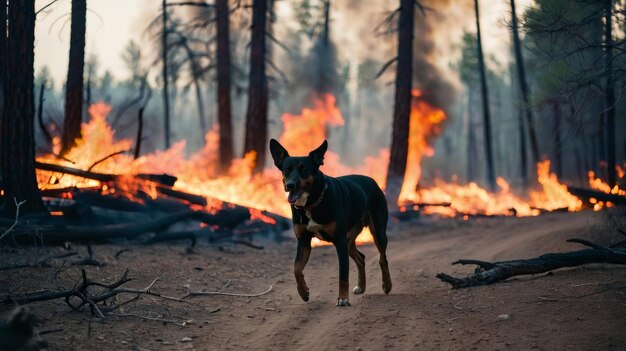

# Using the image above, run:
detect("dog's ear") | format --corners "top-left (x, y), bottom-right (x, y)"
top-left (309, 140), bottom-right (328, 167)
top-left (269, 139), bottom-right (289, 170)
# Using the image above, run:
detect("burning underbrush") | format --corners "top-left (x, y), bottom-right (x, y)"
top-left (32, 94), bottom-right (625, 247)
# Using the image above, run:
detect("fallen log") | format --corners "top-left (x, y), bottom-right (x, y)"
top-left (192, 207), bottom-right (251, 229)
top-left (35, 161), bottom-right (177, 186)
top-left (73, 191), bottom-right (149, 212)
top-left (1, 210), bottom-right (195, 244)
top-left (436, 238), bottom-right (626, 289)
top-left (156, 186), bottom-right (208, 206)
top-left (567, 185), bottom-right (626, 205)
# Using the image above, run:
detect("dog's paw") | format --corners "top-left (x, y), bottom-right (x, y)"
top-left (382, 281), bottom-right (392, 295)
top-left (297, 286), bottom-right (309, 302)
top-left (352, 286), bottom-right (365, 295)
top-left (336, 298), bottom-right (350, 307)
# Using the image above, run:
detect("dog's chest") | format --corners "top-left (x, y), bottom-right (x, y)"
top-left (305, 211), bottom-right (335, 241)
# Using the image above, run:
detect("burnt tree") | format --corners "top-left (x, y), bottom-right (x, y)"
top-left (552, 101), bottom-right (562, 178)
top-left (474, 0), bottom-right (495, 190)
top-left (510, 0), bottom-right (540, 168)
top-left (61, 0), bottom-right (87, 155)
top-left (386, 0), bottom-right (415, 207)
top-left (162, 0), bottom-right (171, 149)
top-left (604, 0), bottom-right (616, 187)
top-left (243, 0), bottom-right (269, 172)
top-left (0, 0), bottom-right (45, 213)
top-left (0, 0), bottom-right (6, 117)
top-left (216, 0), bottom-right (234, 170)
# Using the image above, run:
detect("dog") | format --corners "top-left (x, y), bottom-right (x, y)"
top-left (269, 139), bottom-right (392, 306)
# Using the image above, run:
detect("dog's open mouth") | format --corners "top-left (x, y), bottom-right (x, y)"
top-left (287, 189), bottom-right (305, 204)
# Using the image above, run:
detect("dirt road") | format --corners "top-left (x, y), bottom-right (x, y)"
top-left (2, 211), bottom-right (625, 350)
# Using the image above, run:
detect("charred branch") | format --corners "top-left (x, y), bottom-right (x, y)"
top-left (436, 239), bottom-right (626, 289)
top-left (35, 161), bottom-right (177, 186)
top-left (0, 269), bottom-right (184, 317)
top-left (567, 186), bottom-right (626, 205)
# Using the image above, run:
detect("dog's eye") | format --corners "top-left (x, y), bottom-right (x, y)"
top-left (284, 166), bottom-right (292, 174)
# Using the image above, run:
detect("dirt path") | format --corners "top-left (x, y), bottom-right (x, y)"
top-left (2, 211), bottom-right (625, 350)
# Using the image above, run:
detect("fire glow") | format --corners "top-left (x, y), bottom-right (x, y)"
top-left (36, 94), bottom-right (618, 246)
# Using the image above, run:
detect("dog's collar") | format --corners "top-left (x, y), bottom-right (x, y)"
top-left (295, 182), bottom-right (328, 212)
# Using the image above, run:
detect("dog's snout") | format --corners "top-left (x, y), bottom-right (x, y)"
top-left (285, 182), bottom-right (296, 192)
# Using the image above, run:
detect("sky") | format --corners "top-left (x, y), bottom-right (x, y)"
top-left (33, 0), bottom-right (533, 86)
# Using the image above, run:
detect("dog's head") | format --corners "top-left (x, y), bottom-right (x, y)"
top-left (269, 139), bottom-right (327, 206)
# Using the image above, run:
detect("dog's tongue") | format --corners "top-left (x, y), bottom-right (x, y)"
top-left (288, 190), bottom-right (302, 204)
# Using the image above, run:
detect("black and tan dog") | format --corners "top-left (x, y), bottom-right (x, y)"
top-left (269, 139), bottom-right (392, 306)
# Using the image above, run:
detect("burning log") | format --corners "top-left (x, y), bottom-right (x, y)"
top-left (73, 191), bottom-right (149, 212)
top-left (156, 185), bottom-right (208, 206)
top-left (192, 207), bottom-right (251, 228)
top-left (436, 238), bottom-right (626, 289)
top-left (35, 161), bottom-right (177, 186)
top-left (567, 185), bottom-right (626, 205)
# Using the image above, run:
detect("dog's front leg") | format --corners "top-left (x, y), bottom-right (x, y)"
top-left (334, 235), bottom-right (350, 306)
top-left (294, 232), bottom-right (312, 302)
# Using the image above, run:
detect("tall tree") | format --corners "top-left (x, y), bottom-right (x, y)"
top-left (162, 0), bottom-right (171, 149)
top-left (0, 0), bottom-right (7, 115)
top-left (510, 0), bottom-right (540, 169)
top-left (1, 0), bottom-right (45, 213)
top-left (216, 0), bottom-right (234, 170)
top-left (243, 0), bottom-right (269, 172)
top-left (474, 0), bottom-right (495, 190)
top-left (386, 0), bottom-right (415, 206)
top-left (60, 0), bottom-right (87, 155)
top-left (604, 0), bottom-right (616, 187)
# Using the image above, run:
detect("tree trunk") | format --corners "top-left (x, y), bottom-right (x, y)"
top-left (552, 101), bottom-right (562, 178)
top-left (162, 0), bottom-right (171, 149)
top-left (243, 0), bottom-right (269, 172)
top-left (474, 0), bottom-right (495, 190)
top-left (386, 0), bottom-right (414, 207)
top-left (60, 0), bottom-right (87, 155)
top-left (467, 88), bottom-right (477, 182)
top-left (216, 0), bottom-right (233, 170)
top-left (0, 0), bottom-right (6, 123)
top-left (510, 0), bottom-right (540, 166)
top-left (322, 0), bottom-right (330, 47)
top-left (0, 0), bottom-right (45, 214)
top-left (605, 0), bottom-right (616, 187)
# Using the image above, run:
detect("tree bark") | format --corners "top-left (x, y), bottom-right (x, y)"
top-left (243, 0), bottom-right (269, 172)
top-left (386, 0), bottom-right (414, 207)
top-left (215, 0), bottom-right (234, 171)
top-left (162, 0), bottom-right (171, 149)
top-left (0, 0), bottom-right (45, 214)
top-left (0, 0), bottom-right (6, 123)
top-left (604, 0), bottom-right (616, 187)
top-left (552, 101), bottom-right (562, 178)
top-left (474, 0), bottom-right (496, 190)
top-left (60, 0), bottom-right (86, 155)
top-left (510, 0), bottom-right (540, 166)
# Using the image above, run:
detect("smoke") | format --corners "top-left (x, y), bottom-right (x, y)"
top-left (412, 0), bottom-right (468, 112)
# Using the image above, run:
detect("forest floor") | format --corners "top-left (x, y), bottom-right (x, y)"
top-left (1, 210), bottom-right (625, 350)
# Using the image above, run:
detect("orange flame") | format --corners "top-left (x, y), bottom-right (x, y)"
top-left (35, 96), bottom-right (615, 248)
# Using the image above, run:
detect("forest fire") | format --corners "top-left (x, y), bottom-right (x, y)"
top-left (35, 95), bottom-right (618, 247)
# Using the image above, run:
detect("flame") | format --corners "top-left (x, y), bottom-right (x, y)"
top-left (398, 89), bottom-right (447, 204)
top-left (35, 96), bottom-right (617, 248)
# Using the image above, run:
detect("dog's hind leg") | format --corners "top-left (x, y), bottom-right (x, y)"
top-left (348, 237), bottom-right (366, 295)
top-left (334, 235), bottom-right (351, 306)
top-left (367, 207), bottom-right (392, 295)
